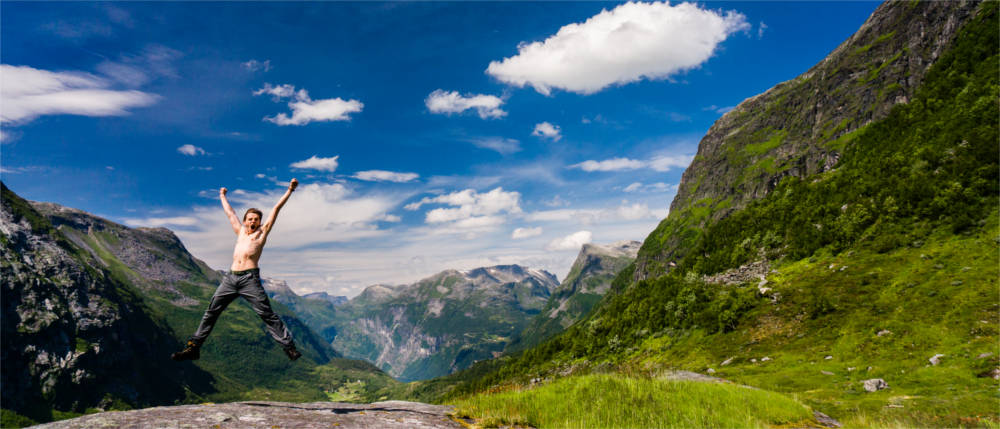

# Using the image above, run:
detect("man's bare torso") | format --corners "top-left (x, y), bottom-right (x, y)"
top-left (232, 227), bottom-right (266, 271)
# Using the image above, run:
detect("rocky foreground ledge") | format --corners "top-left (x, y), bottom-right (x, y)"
top-left (31, 400), bottom-right (466, 429)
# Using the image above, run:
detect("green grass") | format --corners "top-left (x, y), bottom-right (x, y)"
top-left (1, 409), bottom-right (38, 428)
top-left (451, 374), bottom-right (816, 429)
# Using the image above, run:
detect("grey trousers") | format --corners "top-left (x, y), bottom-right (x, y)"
top-left (190, 268), bottom-right (294, 348)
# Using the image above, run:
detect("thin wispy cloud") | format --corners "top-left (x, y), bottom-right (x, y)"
top-left (353, 170), bottom-right (419, 183)
top-left (290, 155), bottom-right (339, 172)
top-left (570, 157), bottom-right (645, 172)
top-left (425, 89), bottom-right (506, 119)
top-left (0, 65), bottom-right (159, 125)
top-left (242, 59), bottom-right (272, 72)
top-left (532, 122), bottom-right (562, 141)
top-left (570, 154), bottom-right (693, 172)
top-left (527, 202), bottom-right (664, 225)
top-left (623, 182), bottom-right (677, 193)
top-left (254, 83), bottom-right (363, 125)
top-left (703, 104), bottom-right (735, 114)
top-left (468, 137), bottom-right (521, 155)
top-left (487, 1), bottom-right (749, 95)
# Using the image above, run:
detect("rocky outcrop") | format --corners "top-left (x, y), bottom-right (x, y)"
top-left (635, 0), bottom-right (981, 280)
top-left (1, 183), bottom-right (211, 421)
top-left (30, 401), bottom-right (462, 429)
top-left (507, 241), bottom-right (640, 352)
top-left (330, 265), bottom-right (559, 381)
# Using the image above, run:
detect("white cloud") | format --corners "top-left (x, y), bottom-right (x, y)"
top-left (406, 187), bottom-right (522, 233)
top-left (512, 226), bottom-right (543, 239)
top-left (242, 59), bottom-right (272, 72)
top-left (758, 22), bottom-right (768, 39)
top-left (254, 83), bottom-right (297, 100)
top-left (291, 155), bottom-right (339, 172)
top-left (469, 137), bottom-right (521, 155)
top-left (254, 83), bottom-right (363, 125)
top-left (177, 144), bottom-right (206, 156)
top-left (570, 157), bottom-right (645, 172)
top-left (570, 154), bottom-right (693, 172)
top-left (486, 1), bottom-right (749, 95)
top-left (647, 155), bottom-right (692, 172)
top-left (546, 230), bottom-right (592, 251)
top-left (1, 65), bottom-right (159, 125)
top-left (425, 89), bottom-right (506, 119)
top-left (353, 170), bottom-right (419, 183)
top-left (532, 122), bottom-right (562, 141)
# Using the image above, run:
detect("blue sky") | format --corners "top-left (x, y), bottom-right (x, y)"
top-left (1, 1), bottom-right (879, 296)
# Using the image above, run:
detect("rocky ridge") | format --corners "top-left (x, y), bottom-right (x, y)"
top-left (507, 241), bottom-right (640, 352)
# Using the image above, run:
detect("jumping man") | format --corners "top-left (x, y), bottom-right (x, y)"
top-left (172, 179), bottom-right (302, 361)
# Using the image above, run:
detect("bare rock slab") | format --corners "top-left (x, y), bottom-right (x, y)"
top-left (30, 401), bottom-right (463, 429)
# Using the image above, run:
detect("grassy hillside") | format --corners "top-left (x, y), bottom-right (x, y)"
top-left (389, 3), bottom-right (999, 427)
top-left (452, 374), bottom-right (818, 428)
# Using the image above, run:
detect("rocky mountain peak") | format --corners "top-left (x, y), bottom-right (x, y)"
top-left (302, 291), bottom-right (348, 306)
top-left (356, 284), bottom-right (406, 302)
top-left (261, 277), bottom-right (295, 296)
top-left (463, 264), bottom-right (558, 288)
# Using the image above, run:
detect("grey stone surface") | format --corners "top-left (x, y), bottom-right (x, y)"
top-left (862, 378), bottom-right (888, 392)
top-left (30, 401), bottom-right (463, 429)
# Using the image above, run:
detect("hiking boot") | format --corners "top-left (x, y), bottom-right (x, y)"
top-left (284, 345), bottom-right (302, 361)
top-left (171, 340), bottom-right (200, 361)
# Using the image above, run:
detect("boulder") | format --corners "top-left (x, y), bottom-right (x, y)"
top-left (862, 378), bottom-right (888, 392)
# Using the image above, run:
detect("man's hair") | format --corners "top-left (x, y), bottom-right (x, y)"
top-left (243, 208), bottom-right (263, 222)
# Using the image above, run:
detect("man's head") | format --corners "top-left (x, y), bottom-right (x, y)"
top-left (243, 208), bottom-right (263, 232)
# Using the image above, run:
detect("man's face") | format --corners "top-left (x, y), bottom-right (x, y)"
top-left (244, 213), bottom-right (261, 232)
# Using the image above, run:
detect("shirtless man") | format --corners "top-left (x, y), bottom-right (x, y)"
top-left (172, 179), bottom-right (302, 361)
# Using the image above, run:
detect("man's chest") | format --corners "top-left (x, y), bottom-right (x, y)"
top-left (236, 231), bottom-right (266, 249)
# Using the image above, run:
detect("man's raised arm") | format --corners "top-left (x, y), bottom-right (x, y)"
top-left (262, 178), bottom-right (298, 236)
top-left (220, 187), bottom-right (241, 235)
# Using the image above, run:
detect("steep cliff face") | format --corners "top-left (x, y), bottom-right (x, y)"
top-left (507, 241), bottom-right (639, 352)
top-left (0, 184), bottom-right (211, 421)
top-left (330, 265), bottom-right (558, 381)
top-left (636, 0), bottom-right (981, 280)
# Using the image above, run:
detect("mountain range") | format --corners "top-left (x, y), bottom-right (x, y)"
top-left (3, 0), bottom-right (997, 427)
